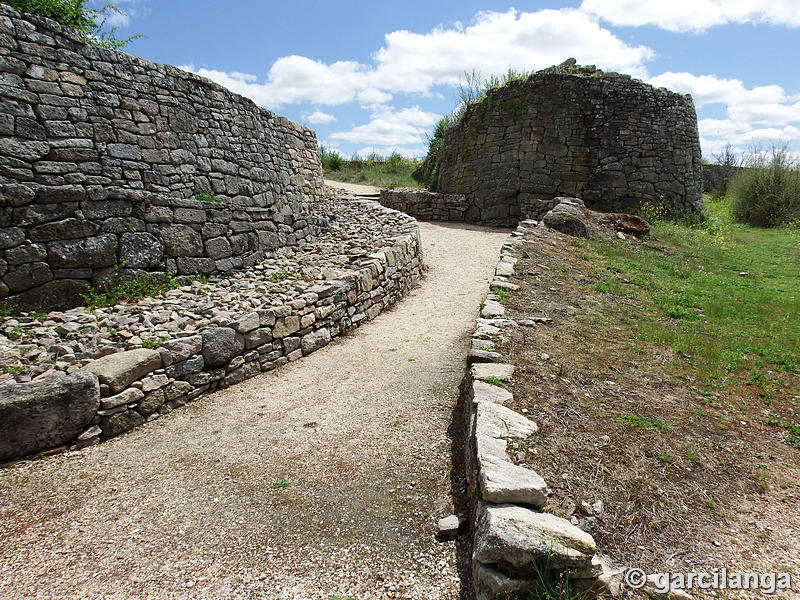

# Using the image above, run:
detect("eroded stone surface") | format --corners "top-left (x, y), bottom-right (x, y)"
top-left (85, 349), bottom-right (162, 394)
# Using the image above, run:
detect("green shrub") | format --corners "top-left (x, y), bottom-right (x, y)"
top-left (729, 148), bottom-right (800, 227)
top-left (5, 0), bottom-right (141, 48)
top-left (319, 146), bottom-right (344, 171)
top-left (81, 274), bottom-right (183, 308)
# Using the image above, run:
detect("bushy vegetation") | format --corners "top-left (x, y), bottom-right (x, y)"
top-left (320, 148), bottom-right (421, 189)
top-left (5, 0), bottom-right (140, 48)
top-left (729, 147), bottom-right (800, 227)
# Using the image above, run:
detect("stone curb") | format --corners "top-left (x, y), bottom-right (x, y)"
top-left (464, 220), bottom-right (624, 600)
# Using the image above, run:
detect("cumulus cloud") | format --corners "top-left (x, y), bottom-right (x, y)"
top-left (303, 110), bottom-right (336, 125)
top-left (580, 0), bottom-right (800, 32)
top-left (330, 106), bottom-right (440, 147)
top-left (652, 72), bottom-right (800, 156)
top-left (184, 8), bottom-right (653, 110)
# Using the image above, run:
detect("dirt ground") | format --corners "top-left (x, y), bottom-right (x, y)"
top-left (0, 218), bottom-right (509, 600)
top-left (493, 224), bottom-right (799, 599)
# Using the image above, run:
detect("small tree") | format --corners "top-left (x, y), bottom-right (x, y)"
top-left (5, 0), bottom-right (141, 48)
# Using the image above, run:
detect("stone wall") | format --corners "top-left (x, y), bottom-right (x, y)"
top-left (0, 4), bottom-right (325, 310)
top-left (432, 60), bottom-right (703, 225)
top-left (0, 198), bottom-right (423, 462)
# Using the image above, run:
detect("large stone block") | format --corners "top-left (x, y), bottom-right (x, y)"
top-left (0, 371), bottom-right (100, 461)
top-left (119, 232), bottom-right (163, 268)
top-left (160, 225), bottom-right (203, 257)
top-left (47, 234), bottom-right (118, 268)
top-left (85, 348), bottom-right (163, 394)
top-left (201, 327), bottom-right (245, 368)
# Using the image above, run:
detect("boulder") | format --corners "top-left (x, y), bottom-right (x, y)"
top-left (85, 348), bottom-right (162, 394)
top-left (0, 371), bottom-right (100, 461)
top-left (201, 327), bottom-right (244, 367)
top-left (601, 213), bottom-right (651, 237)
top-left (47, 234), bottom-right (118, 268)
top-left (473, 504), bottom-right (596, 572)
top-left (542, 207), bottom-right (589, 238)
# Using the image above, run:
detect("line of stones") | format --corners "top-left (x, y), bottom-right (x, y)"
top-left (0, 200), bottom-right (423, 461)
top-left (464, 220), bottom-right (623, 599)
top-left (378, 189), bottom-right (563, 227)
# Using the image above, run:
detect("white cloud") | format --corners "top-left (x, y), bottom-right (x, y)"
top-left (330, 106), bottom-right (440, 147)
top-left (358, 88), bottom-right (392, 106)
top-left (648, 72), bottom-right (788, 108)
top-left (580, 0), bottom-right (800, 32)
top-left (303, 110), bottom-right (336, 124)
top-left (182, 8), bottom-right (653, 110)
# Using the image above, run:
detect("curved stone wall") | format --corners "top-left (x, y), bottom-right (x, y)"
top-left (0, 198), bottom-right (423, 462)
top-left (434, 61), bottom-right (703, 225)
top-left (0, 5), bottom-right (325, 310)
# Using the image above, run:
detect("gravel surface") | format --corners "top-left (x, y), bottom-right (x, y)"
top-left (0, 219), bottom-right (509, 600)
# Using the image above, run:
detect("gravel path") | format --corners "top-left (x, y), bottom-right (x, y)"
top-left (0, 220), bottom-right (509, 600)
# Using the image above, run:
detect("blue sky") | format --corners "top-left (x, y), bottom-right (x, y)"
top-left (103, 1), bottom-right (800, 161)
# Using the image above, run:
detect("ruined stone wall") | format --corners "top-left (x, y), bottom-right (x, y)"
top-left (435, 62), bottom-right (703, 225)
top-left (0, 4), bottom-right (325, 310)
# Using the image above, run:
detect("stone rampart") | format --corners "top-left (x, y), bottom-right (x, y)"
top-left (0, 4), bottom-right (325, 310)
top-left (429, 60), bottom-right (703, 225)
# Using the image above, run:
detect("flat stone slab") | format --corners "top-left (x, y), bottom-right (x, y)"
top-left (495, 261), bottom-right (516, 277)
top-left (479, 454), bottom-right (548, 507)
top-left (85, 348), bottom-right (162, 394)
top-left (476, 402), bottom-right (538, 440)
top-left (470, 380), bottom-right (513, 405)
top-left (471, 363), bottom-right (515, 382)
top-left (481, 300), bottom-right (505, 318)
top-left (0, 371), bottom-right (99, 461)
top-left (474, 503), bottom-right (596, 571)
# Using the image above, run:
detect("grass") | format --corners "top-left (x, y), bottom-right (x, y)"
top-left (195, 192), bottom-right (221, 203)
top-left (493, 192), bottom-right (799, 573)
top-left (582, 194), bottom-right (799, 398)
top-left (272, 478), bottom-right (292, 489)
top-left (81, 274), bottom-right (185, 308)
top-left (321, 148), bottom-right (422, 189)
top-left (484, 376), bottom-right (504, 387)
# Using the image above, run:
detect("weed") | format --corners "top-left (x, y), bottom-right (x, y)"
top-left (616, 413), bottom-right (670, 432)
top-left (273, 479), bottom-right (292, 489)
top-left (521, 549), bottom-right (593, 600)
top-left (484, 376), bottom-right (504, 387)
top-left (0, 303), bottom-right (16, 319)
top-left (81, 274), bottom-right (185, 308)
top-left (195, 192), bottom-right (221, 203)
top-left (141, 336), bottom-right (168, 349)
top-left (6, 325), bottom-right (27, 340)
top-left (0, 363), bottom-right (25, 375)
top-left (31, 311), bottom-right (48, 322)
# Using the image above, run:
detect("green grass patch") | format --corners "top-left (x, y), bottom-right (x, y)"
top-left (321, 148), bottom-right (421, 189)
top-left (616, 413), bottom-right (671, 432)
top-left (81, 274), bottom-right (187, 308)
top-left (577, 194), bottom-right (800, 396)
top-left (272, 478), bottom-right (292, 489)
top-left (484, 376), bottom-right (504, 387)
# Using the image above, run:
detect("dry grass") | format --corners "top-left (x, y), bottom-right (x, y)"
top-left (493, 220), bottom-right (799, 589)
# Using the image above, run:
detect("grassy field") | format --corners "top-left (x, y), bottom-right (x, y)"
top-left (493, 194), bottom-right (799, 578)
top-left (320, 149), bottom-right (423, 189)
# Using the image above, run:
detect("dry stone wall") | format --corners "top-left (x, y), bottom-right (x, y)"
top-left (0, 197), bottom-right (423, 462)
top-left (433, 60), bottom-right (703, 225)
top-left (0, 4), bottom-right (325, 310)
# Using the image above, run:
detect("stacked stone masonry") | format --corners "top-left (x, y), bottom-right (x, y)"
top-left (431, 60), bottom-right (703, 225)
top-left (0, 198), bottom-right (423, 462)
top-left (0, 4), bottom-right (325, 310)
top-left (464, 221), bottom-right (624, 598)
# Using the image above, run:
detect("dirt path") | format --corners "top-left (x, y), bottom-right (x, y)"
top-left (323, 179), bottom-right (382, 196)
top-left (0, 221), bottom-right (509, 600)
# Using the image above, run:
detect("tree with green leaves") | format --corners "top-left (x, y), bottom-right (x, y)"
top-left (5, 0), bottom-right (141, 48)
